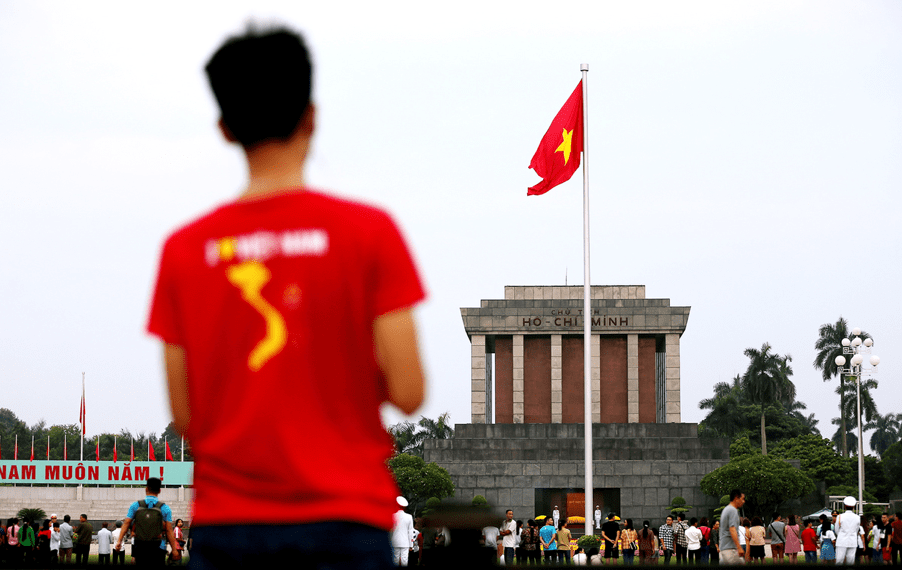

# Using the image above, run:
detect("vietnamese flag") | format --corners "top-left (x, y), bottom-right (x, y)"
top-left (527, 81), bottom-right (584, 196)
top-left (130, 439), bottom-right (135, 462)
top-left (148, 441), bottom-right (156, 461)
top-left (95, 438), bottom-right (100, 461)
top-left (165, 440), bottom-right (174, 461)
top-left (113, 444), bottom-right (117, 463)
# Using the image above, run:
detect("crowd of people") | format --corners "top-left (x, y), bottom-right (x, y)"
top-left (0, 513), bottom-right (187, 566)
top-left (388, 492), bottom-right (902, 567)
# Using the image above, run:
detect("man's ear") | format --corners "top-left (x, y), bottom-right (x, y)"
top-left (218, 118), bottom-right (237, 143)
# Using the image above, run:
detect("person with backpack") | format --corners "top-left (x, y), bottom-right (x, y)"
top-left (113, 477), bottom-right (180, 565)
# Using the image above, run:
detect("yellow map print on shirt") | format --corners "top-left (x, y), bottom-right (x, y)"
top-left (226, 260), bottom-right (287, 371)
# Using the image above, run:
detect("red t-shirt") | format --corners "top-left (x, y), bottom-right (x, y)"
top-left (147, 189), bottom-right (426, 529)
top-left (801, 527), bottom-right (817, 551)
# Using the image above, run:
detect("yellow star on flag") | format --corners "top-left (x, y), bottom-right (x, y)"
top-left (555, 128), bottom-right (573, 164)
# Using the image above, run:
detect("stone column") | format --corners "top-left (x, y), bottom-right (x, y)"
top-left (551, 334), bottom-right (562, 423)
top-left (591, 334), bottom-right (601, 422)
top-left (471, 335), bottom-right (487, 423)
top-left (485, 348), bottom-right (493, 424)
top-left (627, 334), bottom-right (639, 423)
top-left (665, 333), bottom-right (681, 422)
top-left (513, 335), bottom-right (525, 423)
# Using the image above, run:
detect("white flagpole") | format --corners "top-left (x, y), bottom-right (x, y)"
top-left (580, 63), bottom-right (594, 538)
top-left (80, 372), bottom-right (85, 461)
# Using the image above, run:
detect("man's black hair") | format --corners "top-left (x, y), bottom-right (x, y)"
top-left (63, 515), bottom-right (70, 523)
top-left (729, 489), bottom-right (743, 501)
top-left (147, 477), bottom-right (162, 494)
top-left (205, 25), bottom-right (313, 149)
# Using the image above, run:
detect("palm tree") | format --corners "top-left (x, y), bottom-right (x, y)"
top-left (387, 421), bottom-right (421, 456)
top-left (699, 375), bottom-right (746, 439)
top-left (866, 412), bottom-right (902, 458)
top-left (831, 418), bottom-right (858, 454)
top-left (741, 343), bottom-right (795, 455)
top-left (813, 317), bottom-right (871, 458)
top-left (417, 412), bottom-right (454, 441)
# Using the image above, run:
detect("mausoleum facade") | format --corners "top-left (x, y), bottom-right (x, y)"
top-left (424, 285), bottom-right (729, 526)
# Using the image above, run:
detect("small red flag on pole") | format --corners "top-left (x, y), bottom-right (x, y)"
top-left (30, 436), bottom-right (34, 462)
top-left (130, 438), bottom-right (135, 462)
top-left (113, 435), bottom-right (117, 463)
top-left (15, 435), bottom-right (18, 460)
top-left (95, 438), bottom-right (100, 461)
top-left (527, 81), bottom-right (584, 196)
top-left (165, 439), bottom-right (174, 461)
top-left (47, 436), bottom-right (50, 460)
top-left (148, 440), bottom-right (156, 461)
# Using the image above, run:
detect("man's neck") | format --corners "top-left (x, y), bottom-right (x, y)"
top-left (241, 136), bottom-right (309, 200)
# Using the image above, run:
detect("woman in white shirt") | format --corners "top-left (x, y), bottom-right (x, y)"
top-left (686, 518), bottom-right (703, 565)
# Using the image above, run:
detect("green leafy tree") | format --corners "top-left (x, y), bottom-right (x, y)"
top-left (769, 434), bottom-right (853, 487)
top-left (813, 317), bottom-right (871, 458)
top-left (825, 485), bottom-right (878, 504)
top-left (712, 495), bottom-right (730, 521)
top-left (387, 453), bottom-right (454, 515)
top-left (741, 343), bottom-right (795, 455)
top-left (881, 441), bottom-right (902, 490)
top-left (867, 412), bottom-right (902, 458)
top-left (668, 496), bottom-right (692, 516)
top-left (730, 433), bottom-right (759, 460)
top-left (423, 497), bottom-right (442, 515)
top-left (700, 454), bottom-right (815, 517)
top-left (863, 456), bottom-right (893, 502)
top-left (472, 495), bottom-right (488, 507)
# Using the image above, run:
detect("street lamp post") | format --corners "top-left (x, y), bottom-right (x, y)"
top-left (834, 327), bottom-right (880, 515)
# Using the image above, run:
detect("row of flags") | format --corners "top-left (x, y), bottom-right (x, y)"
top-left (0, 435), bottom-right (179, 461)
top-left (1, 372), bottom-right (181, 462)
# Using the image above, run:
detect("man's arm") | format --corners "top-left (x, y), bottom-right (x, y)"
top-left (373, 309), bottom-right (425, 415)
top-left (730, 526), bottom-right (743, 556)
top-left (114, 518), bottom-right (131, 551)
top-left (164, 343), bottom-right (190, 435)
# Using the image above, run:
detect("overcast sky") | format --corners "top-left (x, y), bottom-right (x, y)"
top-left (1, 1), bottom-right (899, 453)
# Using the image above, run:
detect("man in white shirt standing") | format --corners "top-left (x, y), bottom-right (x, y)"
top-left (110, 521), bottom-right (125, 565)
top-left (553, 506), bottom-right (561, 529)
top-left (500, 509), bottom-right (517, 565)
top-left (595, 506), bottom-right (602, 533)
top-left (835, 496), bottom-right (861, 565)
top-left (391, 497), bottom-right (415, 566)
top-left (97, 522), bottom-right (113, 564)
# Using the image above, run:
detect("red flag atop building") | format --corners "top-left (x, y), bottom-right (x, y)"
top-left (527, 81), bottom-right (584, 196)
top-left (148, 441), bottom-right (156, 461)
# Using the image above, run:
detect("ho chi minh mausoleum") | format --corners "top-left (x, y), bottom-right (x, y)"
top-left (423, 285), bottom-right (730, 526)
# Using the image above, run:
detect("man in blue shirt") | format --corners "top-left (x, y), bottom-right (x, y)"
top-left (113, 478), bottom-right (180, 565)
top-left (539, 518), bottom-right (558, 563)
